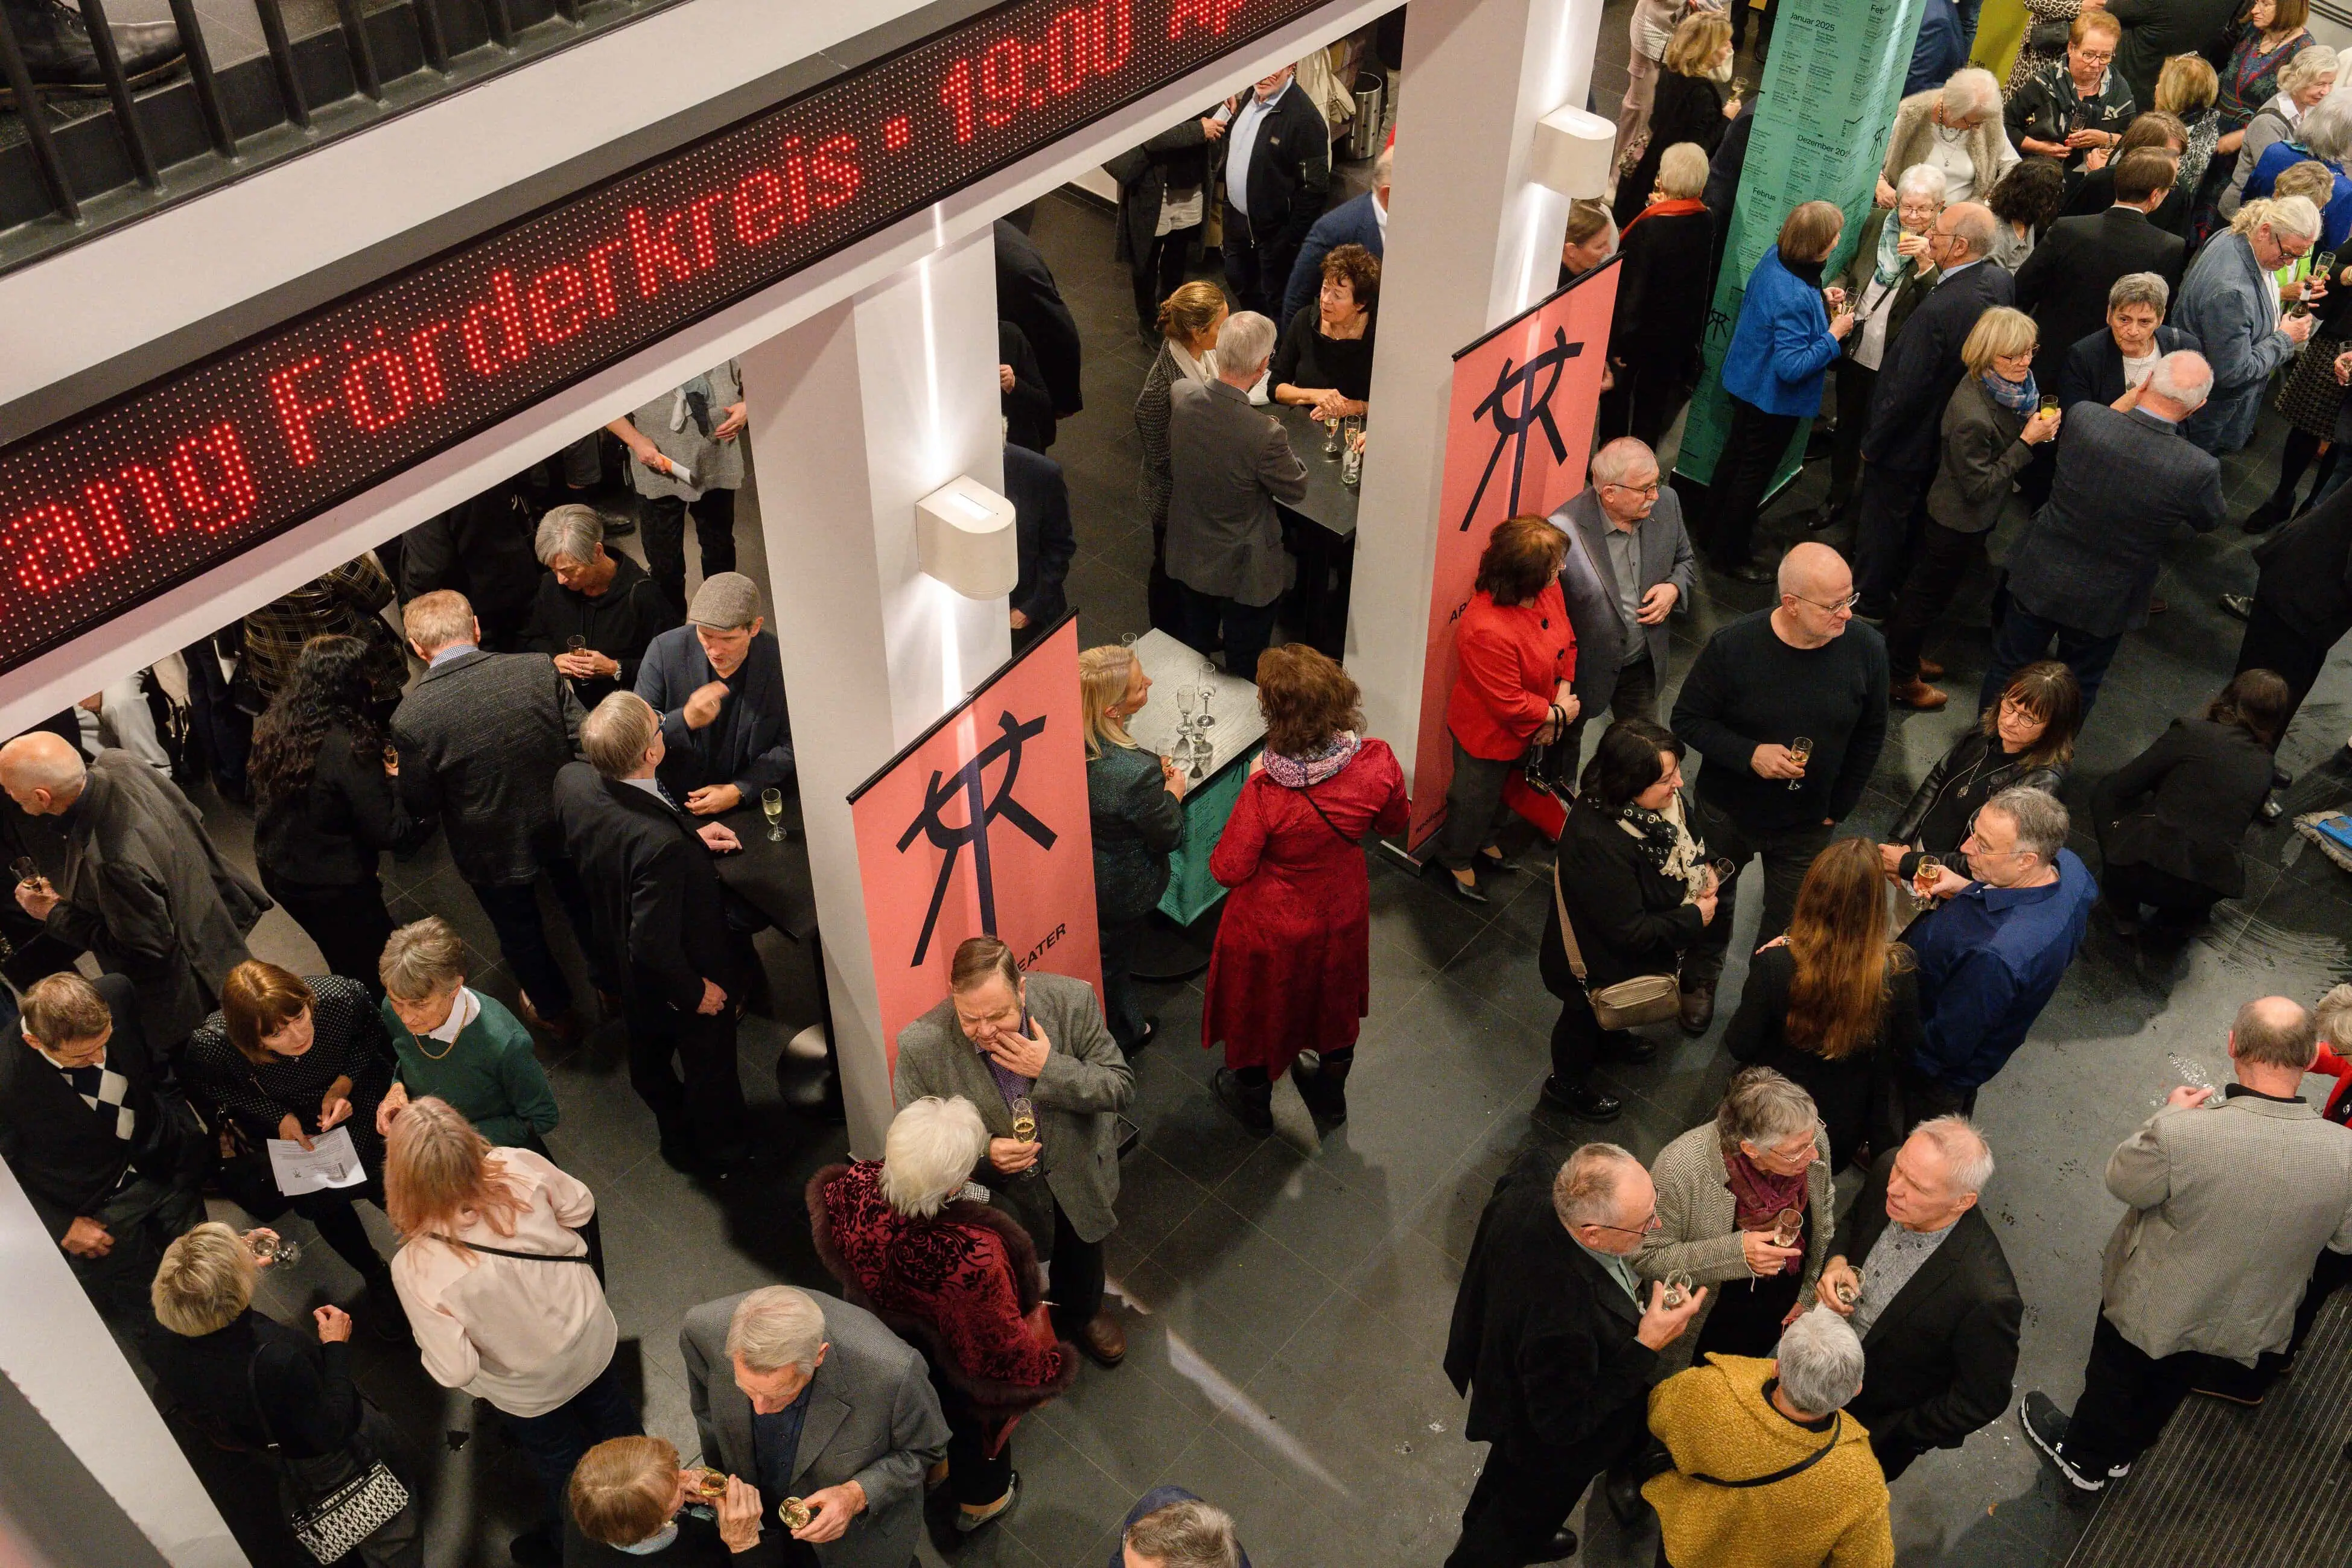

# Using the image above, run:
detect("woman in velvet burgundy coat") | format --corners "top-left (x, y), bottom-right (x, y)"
top-left (1203, 646), bottom-right (1409, 1138)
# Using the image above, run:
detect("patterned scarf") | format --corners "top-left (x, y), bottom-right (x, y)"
top-left (1725, 1149), bottom-right (1810, 1273)
top-left (1262, 731), bottom-right (1361, 788)
top-left (1617, 800), bottom-right (1682, 873)
top-left (1982, 367), bottom-right (2039, 419)
top-left (1872, 211), bottom-right (1915, 291)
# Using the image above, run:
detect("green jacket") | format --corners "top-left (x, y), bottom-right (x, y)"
top-left (380, 992), bottom-right (559, 1148)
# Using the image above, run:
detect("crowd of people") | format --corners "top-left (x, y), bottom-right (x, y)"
top-left (4, 9), bottom-right (2352, 1568)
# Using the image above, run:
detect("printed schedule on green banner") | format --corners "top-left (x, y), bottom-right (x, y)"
top-left (1676, 0), bottom-right (1928, 489)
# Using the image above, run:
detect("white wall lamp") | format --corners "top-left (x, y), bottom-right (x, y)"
top-left (914, 475), bottom-right (1019, 598)
top-left (1527, 103), bottom-right (1617, 200)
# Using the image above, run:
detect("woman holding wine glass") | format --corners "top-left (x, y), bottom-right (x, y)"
top-left (1882, 661), bottom-right (2080, 895)
top-left (1078, 644), bottom-right (1186, 1055)
top-left (1639, 1067), bottom-right (1836, 1362)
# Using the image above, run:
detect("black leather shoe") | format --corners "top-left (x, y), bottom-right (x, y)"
top-left (1604, 1464), bottom-right (1649, 1526)
top-left (1542, 1526), bottom-right (1577, 1560)
top-left (1598, 1028), bottom-right (1657, 1064)
top-left (1679, 983), bottom-right (1717, 1036)
top-left (1539, 1076), bottom-right (1622, 1121)
top-left (1211, 1068), bottom-right (1274, 1134)
top-left (2240, 497), bottom-right (2293, 535)
top-left (2, 0), bottom-right (183, 96)
top-left (2219, 591), bottom-right (2253, 621)
top-left (1444, 871), bottom-right (1489, 905)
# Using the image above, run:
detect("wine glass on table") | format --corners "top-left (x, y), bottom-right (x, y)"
top-left (761, 787), bottom-right (784, 842)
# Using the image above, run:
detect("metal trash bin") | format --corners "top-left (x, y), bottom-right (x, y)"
top-left (1346, 71), bottom-right (1386, 161)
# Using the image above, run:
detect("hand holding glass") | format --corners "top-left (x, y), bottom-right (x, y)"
top-left (1787, 737), bottom-right (1814, 790)
top-left (245, 1228), bottom-right (302, 1269)
top-left (1912, 854), bottom-right (1944, 899)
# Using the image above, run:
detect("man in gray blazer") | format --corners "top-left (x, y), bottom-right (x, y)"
top-left (1552, 437), bottom-right (1697, 761)
top-left (2023, 996), bottom-right (2352, 1492)
top-left (893, 935), bottom-right (1134, 1366)
top-left (1165, 309), bottom-right (1308, 677)
top-left (1978, 352), bottom-right (2226, 716)
top-left (680, 1285), bottom-right (948, 1568)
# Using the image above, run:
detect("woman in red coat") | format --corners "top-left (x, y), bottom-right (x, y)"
top-left (1204, 646), bottom-right (1408, 1134)
top-left (1436, 516), bottom-right (1580, 904)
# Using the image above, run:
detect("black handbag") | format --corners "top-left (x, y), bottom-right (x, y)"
top-left (246, 1360), bottom-right (411, 1564)
top-left (1521, 705), bottom-right (1578, 796)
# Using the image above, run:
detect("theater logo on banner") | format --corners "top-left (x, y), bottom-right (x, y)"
top-left (847, 614), bottom-right (1101, 1068)
top-left (1403, 264), bottom-right (1616, 856)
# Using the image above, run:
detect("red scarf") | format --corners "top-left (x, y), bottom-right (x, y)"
top-left (1621, 197), bottom-right (1706, 240)
top-left (1724, 1147), bottom-right (1810, 1273)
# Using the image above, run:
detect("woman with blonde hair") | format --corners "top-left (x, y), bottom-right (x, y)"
top-left (1134, 279), bottom-right (1230, 629)
top-left (1080, 644), bottom-right (1185, 1053)
top-left (1886, 306), bottom-right (2061, 709)
top-left (147, 1224), bottom-right (425, 1568)
top-left (1726, 840), bottom-right (1921, 1170)
top-left (1613, 11), bottom-right (1736, 224)
top-left (2158, 54), bottom-right (2225, 205)
top-left (565, 1435), bottom-right (764, 1563)
top-left (1560, 197), bottom-right (1617, 285)
top-left (1203, 645), bottom-right (1408, 1131)
top-left (386, 1097), bottom-right (634, 1564)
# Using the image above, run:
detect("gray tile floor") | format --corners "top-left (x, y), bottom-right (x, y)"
top-left (153, 20), bottom-right (2352, 1568)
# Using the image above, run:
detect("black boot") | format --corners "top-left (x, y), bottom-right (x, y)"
top-left (2, 0), bottom-right (183, 95)
top-left (1289, 1049), bottom-right (1353, 1126)
top-left (1211, 1067), bottom-right (1273, 1134)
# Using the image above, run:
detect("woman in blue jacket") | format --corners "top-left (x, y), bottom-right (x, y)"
top-left (1708, 201), bottom-right (1855, 580)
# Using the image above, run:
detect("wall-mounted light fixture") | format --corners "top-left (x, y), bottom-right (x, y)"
top-left (1526, 103), bottom-right (1616, 200)
top-left (914, 475), bottom-right (1019, 598)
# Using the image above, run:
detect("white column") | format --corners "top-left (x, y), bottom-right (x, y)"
top-left (740, 224), bottom-right (1010, 1156)
top-left (1345, 0), bottom-right (1601, 780)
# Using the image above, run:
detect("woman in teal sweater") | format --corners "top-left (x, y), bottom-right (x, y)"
top-left (370, 916), bottom-right (559, 1150)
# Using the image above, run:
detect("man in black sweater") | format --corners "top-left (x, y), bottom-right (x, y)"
top-left (521, 504), bottom-right (680, 712)
top-left (1671, 542), bottom-right (1890, 1025)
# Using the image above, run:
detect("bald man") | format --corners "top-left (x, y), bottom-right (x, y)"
top-left (1670, 543), bottom-right (1888, 1028)
top-left (2025, 997), bottom-right (2352, 1492)
top-left (0, 733), bottom-right (267, 1051)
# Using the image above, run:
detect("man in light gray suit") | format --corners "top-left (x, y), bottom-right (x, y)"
top-left (1165, 309), bottom-right (1308, 677)
top-left (2023, 996), bottom-right (2352, 1492)
top-left (679, 1284), bottom-right (949, 1567)
top-left (1550, 436), bottom-right (1697, 761)
top-left (1977, 351), bottom-right (2226, 716)
top-left (893, 935), bottom-right (1134, 1367)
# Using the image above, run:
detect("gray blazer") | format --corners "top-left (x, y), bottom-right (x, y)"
top-left (892, 971), bottom-right (1133, 1245)
top-left (1164, 378), bottom-right (1308, 608)
top-left (2003, 403), bottom-right (2225, 638)
top-left (1926, 375), bottom-right (2036, 535)
top-left (1559, 486), bottom-right (1697, 676)
top-left (39, 751), bottom-right (269, 1047)
top-left (392, 649), bottom-right (585, 886)
top-left (2175, 231), bottom-right (2299, 453)
top-left (2099, 1093), bottom-right (2352, 1363)
top-left (1636, 1120), bottom-right (1836, 1368)
top-left (679, 1289), bottom-right (948, 1568)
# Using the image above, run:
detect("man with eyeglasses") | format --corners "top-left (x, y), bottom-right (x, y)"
top-left (1444, 1143), bottom-right (1706, 1567)
top-left (1899, 786), bottom-right (2094, 1127)
top-left (1554, 437), bottom-right (1697, 759)
top-left (1672, 542), bottom-right (1889, 1031)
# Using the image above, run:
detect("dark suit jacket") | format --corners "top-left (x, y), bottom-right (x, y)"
top-left (2006, 404), bottom-right (2225, 637)
top-left (551, 763), bottom-right (731, 1011)
top-left (2092, 718), bottom-right (2274, 897)
top-left (994, 220), bottom-right (1083, 417)
top-left (1165, 379), bottom-right (1309, 606)
top-left (2052, 323), bottom-right (2199, 411)
top-left (635, 627), bottom-right (795, 799)
top-left (1003, 444), bottom-right (1075, 629)
top-left (0, 974), bottom-right (186, 1240)
top-left (2059, 169), bottom-right (2188, 236)
top-left (1861, 261), bottom-right (2015, 475)
top-left (399, 476), bottom-right (541, 644)
top-left (2251, 479), bottom-right (2352, 644)
top-left (1445, 1148), bottom-right (1659, 1464)
top-left (2014, 208), bottom-right (2186, 366)
top-left (1832, 1151), bottom-right (2022, 1461)
top-left (1227, 82), bottom-right (1330, 263)
top-left (999, 320), bottom-right (1055, 453)
top-left (1559, 487), bottom-right (1696, 678)
top-left (1282, 191), bottom-right (1384, 322)
top-left (393, 649), bottom-right (583, 886)
top-left (2107, 0), bottom-right (2237, 110)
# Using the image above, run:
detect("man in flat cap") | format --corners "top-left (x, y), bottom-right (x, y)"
top-left (634, 573), bottom-right (796, 817)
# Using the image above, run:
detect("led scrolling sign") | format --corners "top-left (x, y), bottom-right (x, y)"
top-left (0, 0), bottom-right (1327, 677)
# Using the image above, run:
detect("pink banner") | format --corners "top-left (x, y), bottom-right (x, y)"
top-left (1405, 265), bottom-right (1618, 854)
top-left (847, 617), bottom-right (1101, 1068)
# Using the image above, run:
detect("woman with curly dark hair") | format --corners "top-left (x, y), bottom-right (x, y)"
top-left (1271, 242), bottom-right (1379, 422)
top-left (1986, 157), bottom-right (2067, 270)
top-left (248, 635), bottom-right (430, 991)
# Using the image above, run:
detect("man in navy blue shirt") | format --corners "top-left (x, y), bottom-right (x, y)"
top-left (1902, 786), bottom-right (2097, 1125)
top-left (635, 572), bottom-right (796, 814)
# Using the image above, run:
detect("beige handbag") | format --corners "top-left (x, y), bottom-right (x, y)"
top-left (1553, 858), bottom-right (1683, 1030)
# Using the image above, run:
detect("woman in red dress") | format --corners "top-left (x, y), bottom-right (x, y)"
top-left (1204, 645), bottom-right (1409, 1134)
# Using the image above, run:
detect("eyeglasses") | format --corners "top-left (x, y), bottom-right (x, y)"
top-left (1603, 480), bottom-right (1662, 497)
top-left (1581, 1210), bottom-right (1661, 1237)
top-left (1792, 591), bottom-right (1861, 612)
top-left (2074, 46), bottom-right (2113, 63)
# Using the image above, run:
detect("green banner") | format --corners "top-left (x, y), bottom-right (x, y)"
top-left (1676, 0), bottom-right (1930, 489)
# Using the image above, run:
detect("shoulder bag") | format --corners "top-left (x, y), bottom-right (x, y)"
top-left (1552, 856), bottom-right (1681, 1030)
top-left (246, 1358), bottom-right (411, 1565)
top-left (1685, 1412), bottom-right (1843, 1488)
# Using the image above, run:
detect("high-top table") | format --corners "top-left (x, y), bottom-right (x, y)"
top-left (1266, 400), bottom-right (1362, 658)
top-left (1122, 629), bottom-right (1265, 979)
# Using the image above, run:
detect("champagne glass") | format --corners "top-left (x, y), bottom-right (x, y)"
top-left (1120, 632), bottom-right (1138, 648)
top-left (244, 1227), bottom-right (302, 1269)
top-left (1010, 1094), bottom-right (1038, 1143)
top-left (1661, 1269), bottom-right (1696, 1309)
top-left (1833, 1271), bottom-right (1860, 1307)
top-left (1787, 736), bottom-right (1813, 791)
top-left (1341, 418), bottom-right (1365, 484)
top-left (1323, 411), bottom-right (1344, 455)
top-left (1196, 681), bottom-right (1216, 732)
top-left (684, 1467), bottom-right (728, 1505)
top-left (10, 856), bottom-right (37, 888)
top-left (1913, 854), bottom-right (1944, 900)
top-left (1770, 1207), bottom-right (1805, 1249)
top-left (1708, 856), bottom-right (1737, 897)
top-left (761, 787), bottom-right (784, 842)
top-left (777, 1497), bottom-right (813, 1531)
top-left (1175, 685), bottom-right (1197, 728)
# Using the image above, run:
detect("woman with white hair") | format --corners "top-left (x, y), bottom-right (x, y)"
top-left (1601, 141), bottom-right (1717, 449)
top-left (2173, 194), bottom-right (2323, 451)
top-left (1639, 1067), bottom-right (1836, 1361)
top-left (1822, 163), bottom-right (1947, 527)
top-left (519, 502), bottom-right (679, 711)
top-left (2238, 85), bottom-right (2352, 245)
top-left (2220, 43), bottom-right (2338, 216)
top-left (808, 1096), bottom-right (1074, 1533)
top-left (1877, 68), bottom-right (2021, 209)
